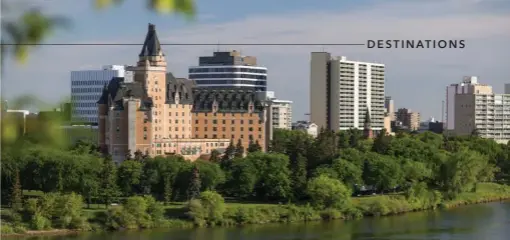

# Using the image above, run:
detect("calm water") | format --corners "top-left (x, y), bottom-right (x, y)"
top-left (13, 202), bottom-right (510, 240)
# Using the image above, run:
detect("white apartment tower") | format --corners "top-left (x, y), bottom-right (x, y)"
top-left (266, 91), bottom-right (293, 130)
top-left (310, 53), bottom-right (385, 131)
top-left (70, 65), bottom-right (125, 123)
top-left (446, 76), bottom-right (510, 143)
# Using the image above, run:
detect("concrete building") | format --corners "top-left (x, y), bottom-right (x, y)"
top-left (265, 91), bottom-right (292, 130)
top-left (418, 117), bottom-right (444, 134)
top-left (188, 50), bottom-right (267, 91)
top-left (384, 96), bottom-right (395, 121)
top-left (310, 53), bottom-right (385, 132)
top-left (71, 65), bottom-right (125, 123)
top-left (395, 108), bottom-right (421, 131)
top-left (446, 76), bottom-right (510, 143)
top-left (97, 24), bottom-right (270, 162)
top-left (292, 121), bottom-right (319, 138)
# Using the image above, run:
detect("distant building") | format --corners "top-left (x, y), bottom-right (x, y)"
top-left (395, 108), bottom-right (420, 131)
top-left (188, 50), bottom-right (267, 91)
top-left (418, 117), bottom-right (444, 134)
top-left (265, 91), bottom-right (292, 130)
top-left (310, 53), bottom-right (385, 132)
top-left (71, 65), bottom-right (125, 124)
top-left (446, 76), bottom-right (510, 143)
top-left (385, 96), bottom-right (395, 121)
top-left (292, 121), bottom-right (318, 138)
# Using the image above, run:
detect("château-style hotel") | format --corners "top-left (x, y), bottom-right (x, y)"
top-left (98, 24), bottom-right (272, 162)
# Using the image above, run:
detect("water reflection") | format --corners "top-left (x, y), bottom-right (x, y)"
top-left (9, 202), bottom-right (510, 240)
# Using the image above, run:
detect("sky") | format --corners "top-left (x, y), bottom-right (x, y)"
top-left (2, 0), bottom-right (510, 121)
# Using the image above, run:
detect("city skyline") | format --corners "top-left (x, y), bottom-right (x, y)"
top-left (2, 0), bottom-right (509, 121)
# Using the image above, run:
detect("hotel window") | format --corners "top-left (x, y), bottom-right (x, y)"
top-left (249, 135), bottom-right (253, 140)
top-left (241, 120), bottom-right (244, 124)
top-left (144, 134), bottom-right (147, 140)
top-left (205, 134), bottom-right (208, 138)
top-left (213, 134), bottom-right (217, 139)
top-left (258, 127), bottom-right (262, 131)
top-left (249, 127), bottom-right (253, 131)
top-left (205, 127), bottom-right (208, 131)
top-left (213, 127), bottom-right (217, 131)
top-left (249, 120), bottom-right (253, 124)
top-left (213, 120), bottom-right (217, 124)
top-left (231, 120), bottom-right (235, 124)
top-left (205, 120), bottom-right (208, 124)
top-left (222, 134), bottom-right (226, 138)
top-left (231, 135), bottom-right (235, 139)
top-left (195, 134), bottom-right (199, 138)
top-left (222, 120), bottom-right (226, 124)
top-left (222, 127), bottom-right (226, 131)
top-left (175, 135), bottom-right (178, 138)
top-left (205, 113), bottom-right (208, 116)
top-left (241, 127), bottom-right (244, 131)
top-left (258, 135), bottom-right (262, 139)
top-left (182, 112), bottom-right (184, 116)
top-left (175, 120), bottom-right (178, 123)
top-left (231, 127), bottom-right (235, 131)
top-left (169, 112), bottom-right (172, 116)
top-left (116, 126), bottom-right (120, 132)
top-left (195, 120), bottom-right (199, 124)
top-left (241, 135), bottom-right (244, 139)
top-left (195, 127), bottom-right (198, 131)
top-left (175, 127), bottom-right (178, 131)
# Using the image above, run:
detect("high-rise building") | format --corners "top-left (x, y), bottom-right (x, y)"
top-left (395, 108), bottom-right (421, 131)
top-left (445, 76), bottom-right (510, 143)
top-left (188, 50), bottom-right (268, 91)
top-left (265, 91), bottom-right (292, 130)
top-left (310, 53), bottom-right (385, 131)
top-left (98, 24), bottom-right (270, 162)
top-left (71, 65), bottom-right (125, 123)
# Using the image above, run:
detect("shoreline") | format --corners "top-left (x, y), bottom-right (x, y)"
top-left (3, 194), bottom-right (509, 238)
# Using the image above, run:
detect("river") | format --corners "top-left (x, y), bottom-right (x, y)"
top-left (12, 202), bottom-right (510, 240)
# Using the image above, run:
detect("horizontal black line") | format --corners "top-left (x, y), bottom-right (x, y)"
top-left (0, 43), bottom-right (365, 46)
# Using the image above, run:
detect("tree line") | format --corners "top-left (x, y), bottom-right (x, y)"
top-left (2, 128), bottom-right (510, 209)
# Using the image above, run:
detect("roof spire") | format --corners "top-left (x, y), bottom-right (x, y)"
top-left (139, 23), bottom-right (163, 57)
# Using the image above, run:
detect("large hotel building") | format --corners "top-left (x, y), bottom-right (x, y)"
top-left (446, 76), bottom-right (510, 143)
top-left (97, 24), bottom-right (271, 162)
top-left (310, 53), bottom-right (385, 131)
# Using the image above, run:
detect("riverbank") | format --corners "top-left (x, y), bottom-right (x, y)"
top-left (2, 183), bottom-right (510, 238)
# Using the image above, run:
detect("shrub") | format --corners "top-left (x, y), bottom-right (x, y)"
top-left (187, 191), bottom-right (226, 226)
top-left (307, 175), bottom-right (352, 210)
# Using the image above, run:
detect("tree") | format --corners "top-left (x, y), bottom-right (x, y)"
top-left (372, 128), bottom-right (391, 154)
top-left (235, 139), bottom-right (244, 158)
top-left (290, 154), bottom-right (308, 200)
top-left (187, 166), bottom-right (201, 200)
top-left (99, 155), bottom-right (119, 208)
top-left (10, 170), bottom-right (23, 212)
top-left (221, 139), bottom-right (236, 165)
top-left (117, 160), bottom-right (143, 196)
top-left (163, 175), bottom-right (172, 205)
top-left (125, 149), bottom-right (133, 161)
top-left (307, 175), bottom-right (352, 210)
top-left (209, 149), bottom-right (220, 163)
top-left (247, 140), bottom-right (262, 153)
top-left (363, 153), bottom-right (403, 193)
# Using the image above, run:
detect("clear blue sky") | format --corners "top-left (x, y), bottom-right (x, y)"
top-left (3, 0), bottom-right (510, 120)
